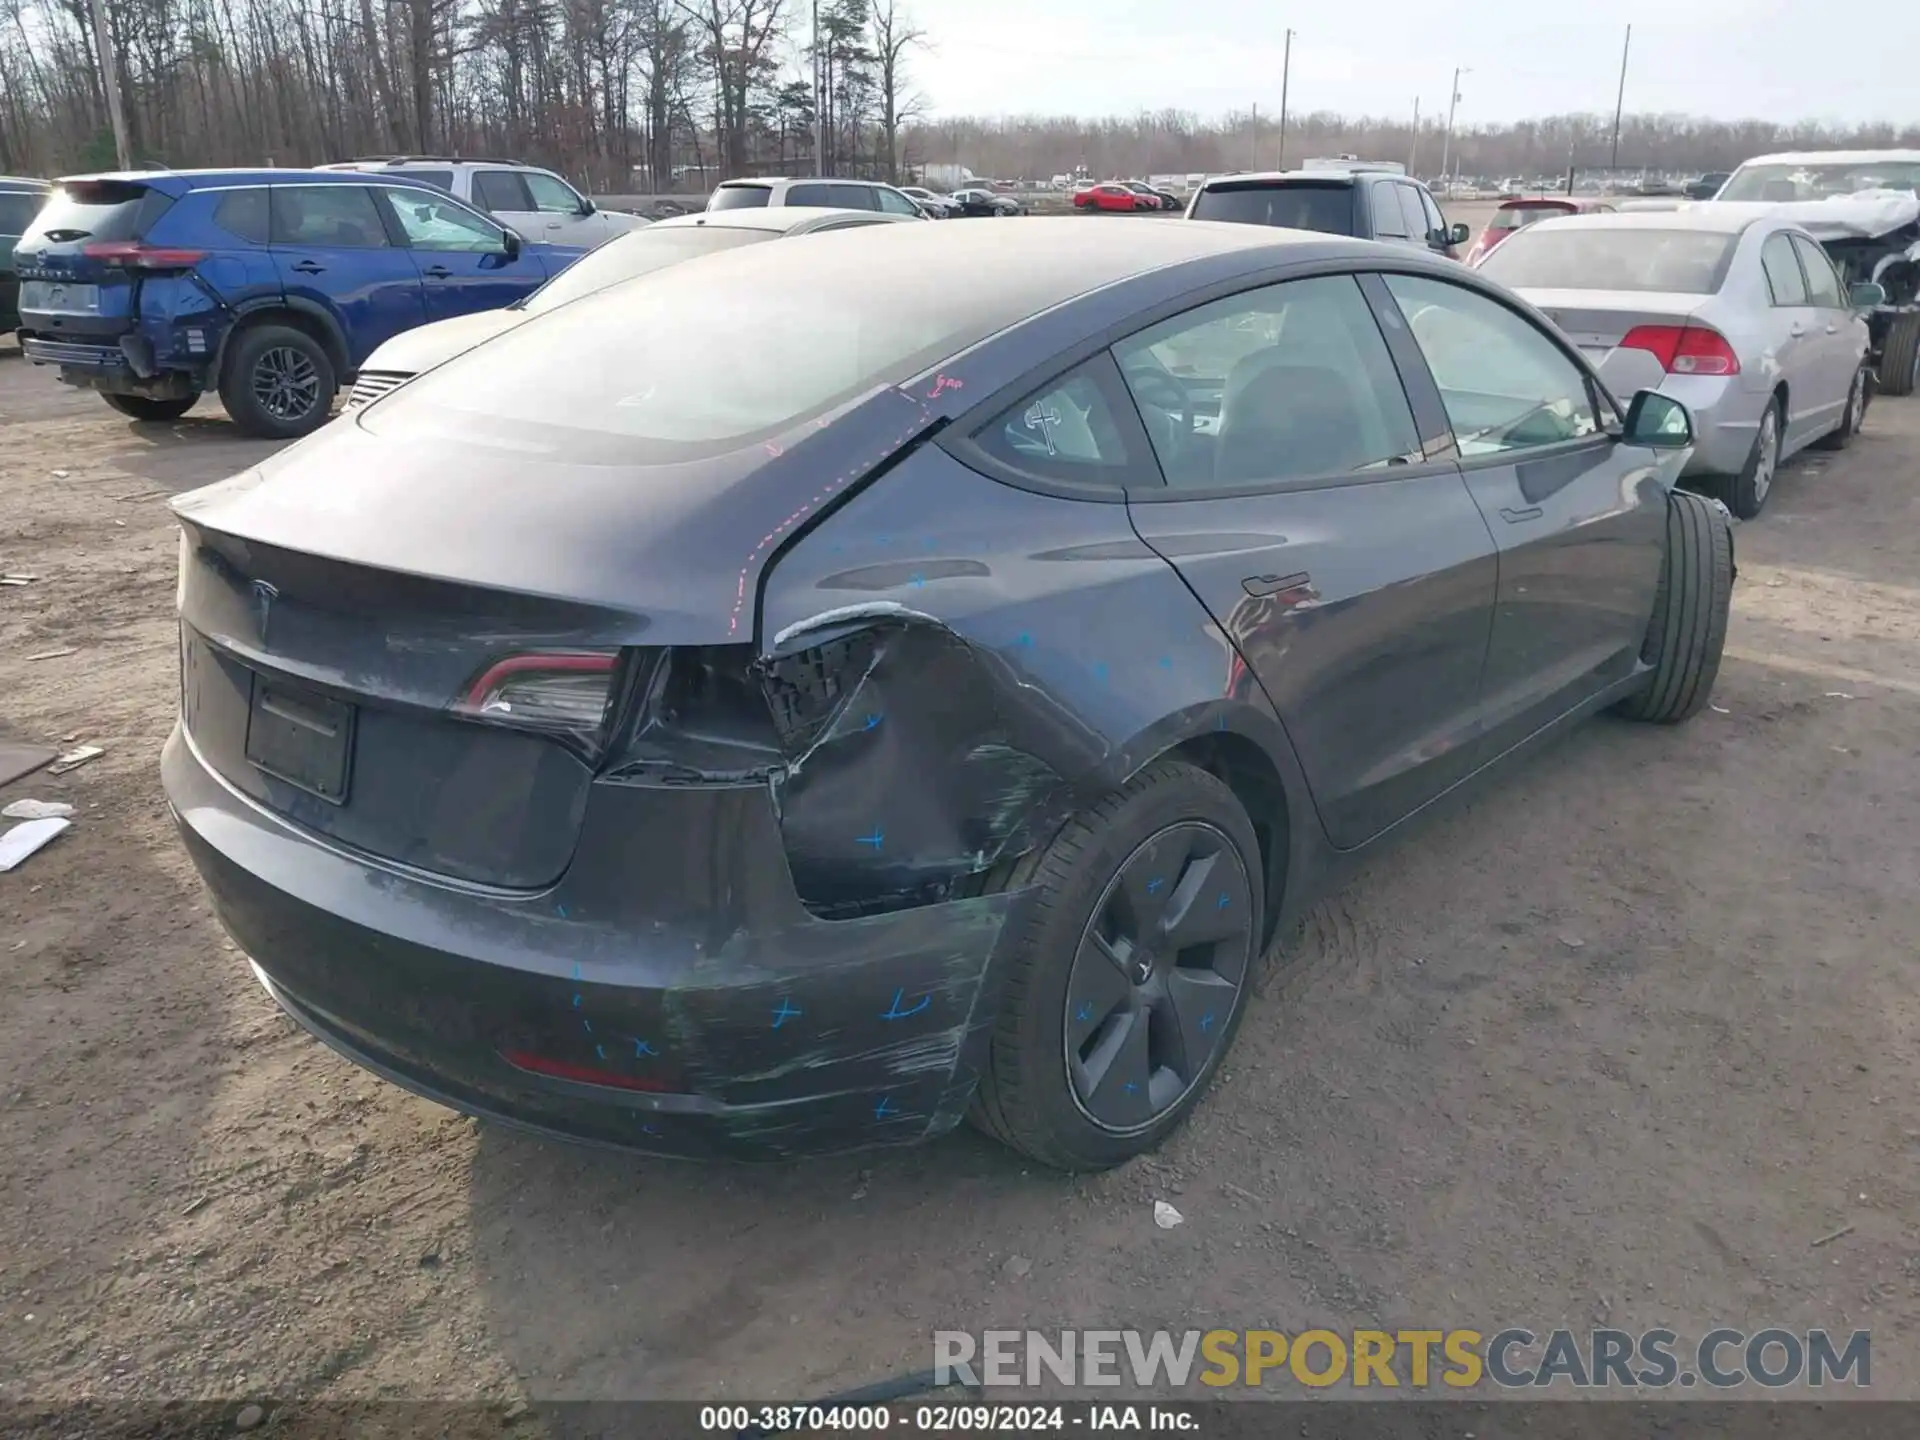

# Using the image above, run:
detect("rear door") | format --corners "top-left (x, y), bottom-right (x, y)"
top-left (268, 183), bottom-right (427, 369)
top-left (1375, 270), bottom-right (1668, 754)
top-left (1110, 272), bottom-right (1499, 849)
top-left (1789, 232), bottom-right (1857, 433)
top-left (11, 179), bottom-right (173, 346)
top-left (373, 184), bottom-right (544, 323)
top-left (1757, 229), bottom-right (1823, 446)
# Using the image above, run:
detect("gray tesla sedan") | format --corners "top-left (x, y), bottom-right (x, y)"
top-left (164, 218), bottom-right (1732, 1170)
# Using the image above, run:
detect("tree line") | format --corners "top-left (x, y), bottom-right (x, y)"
top-left (1, 0), bottom-right (1915, 192)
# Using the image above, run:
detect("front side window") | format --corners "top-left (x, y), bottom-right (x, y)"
top-left (1760, 232), bottom-right (1808, 306)
top-left (1396, 186), bottom-right (1430, 242)
top-left (473, 170), bottom-right (535, 213)
top-left (1418, 188), bottom-right (1447, 238)
top-left (524, 172), bottom-right (585, 214)
top-left (377, 188), bottom-right (505, 252)
top-left (827, 184), bottom-right (879, 211)
top-left (874, 187), bottom-right (920, 216)
top-left (1383, 273), bottom-right (1599, 458)
top-left (269, 185), bottom-right (389, 248)
top-left (1791, 234), bottom-right (1844, 307)
top-left (1114, 274), bottom-right (1421, 488)
top-left (1371, 181), bottom-right (1408, 238)
top-left (396, 169), bottom-right (453, 193)
top-left (971, 362), bottom-right (1135, 487)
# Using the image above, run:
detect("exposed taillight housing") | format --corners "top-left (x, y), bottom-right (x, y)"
top-left (1619, 323), bottom-right (1741, 377)
top-left (457, 652), bottom-right (619, 738)
top-left (81, 240), bottom-right (208, 270)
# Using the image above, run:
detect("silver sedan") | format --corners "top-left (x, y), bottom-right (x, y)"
top-left (1475, 207), bottom-right (1874, 518)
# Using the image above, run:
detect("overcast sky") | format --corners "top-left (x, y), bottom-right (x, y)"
top-left (892, 1), bottom-right (1917, 126)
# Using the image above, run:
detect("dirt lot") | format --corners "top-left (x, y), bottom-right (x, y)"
top-left (3, 340), bottom-right (1919, 1413)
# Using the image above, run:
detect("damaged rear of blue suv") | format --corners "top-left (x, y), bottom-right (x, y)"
top-left (14, 168), bottom-right (581, 438)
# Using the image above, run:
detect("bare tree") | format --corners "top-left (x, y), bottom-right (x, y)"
top-left (867, 0), bottom-right (918, 182)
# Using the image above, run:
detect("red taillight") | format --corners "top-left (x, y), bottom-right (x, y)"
top-left (81, 240), bottom-right (209, 269)
top-left (457, 651), bottom-right (618, 734)
top-left (1619, 324), bottom-right (1741, 376)
top-left (500, 1050), bottom-right (679, 1093)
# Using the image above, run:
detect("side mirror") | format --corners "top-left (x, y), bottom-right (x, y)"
top-left (1622, 388), bottom-right (1693, 449)
top-left (501, 227), bottom-right (523, 258)
top-left (1849, 281), bottom-right (1886, 309)
top-left (579, 197), bottom-right (597, 216)
top-left (1448, 221), bottom-right (1471, 245)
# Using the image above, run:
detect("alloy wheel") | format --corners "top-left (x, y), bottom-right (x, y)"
top-left (1752, 409), bottom-right (1778, 504)
top-left (1062, 821), bottom-right (1255, 1134)
top-left (252, 346), bottom-right (321, 422)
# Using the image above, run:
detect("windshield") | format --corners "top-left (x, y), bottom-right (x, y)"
top-left (520, 225), bottom-right (775, 315)
top-left (1718, 160), bottom-right (1920, 202)
top-left (365, 231), bottom-right (1062, 464)
top-left (1479, 226), bottom-right (1737, 295)
top-left (1491, 202), bottom-right (1574, 231)
top-left (1189, 182), bottom-right (1353, 234)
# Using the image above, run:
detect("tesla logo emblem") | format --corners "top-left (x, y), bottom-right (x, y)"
top-left (1024, 400), bottom-right (1061, 454)
top-left (250, 579), bottom-right (278, 641)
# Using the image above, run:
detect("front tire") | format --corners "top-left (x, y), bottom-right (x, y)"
top-left (1717, 396), bottom-right (1781, 520)
top-left (103, 393), bottom-right (197, 423)
top-left (1614, 490), bottom-right (1734, 725)
top-left (970, 761), bottom-right (1264, 1171)
top-left (219, 324), bottom-right (337, 440)
top-left (1815, 367), bottom-right (1868, 450)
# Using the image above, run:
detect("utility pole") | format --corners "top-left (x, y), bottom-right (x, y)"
top-left (87, 0), bottom-right (132, 170)
top-left (812, 0), bottom-right (824, 176)
top-left (1250, 102), bottom-right (1258, 170)
top-left (1609, 24), bottom-right (1632, 172)
top-left (1408, 96), bottom-right (1420, 174)
top-left (1276, 29), bottom-right (1294, 171)
top-left (1438, 66), bottom-right (1468, 199)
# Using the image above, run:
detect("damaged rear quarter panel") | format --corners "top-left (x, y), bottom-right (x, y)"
top-left (757, 444), bottom-right (1304, 916)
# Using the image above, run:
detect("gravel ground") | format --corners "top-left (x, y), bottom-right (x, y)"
top-left (2, 339), bottom-right (1917, 1416)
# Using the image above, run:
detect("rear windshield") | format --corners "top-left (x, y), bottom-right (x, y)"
top-left (522, 225), bottom-right (776, 315)
top-left (708, 184), bottom-right (772, 211)
top-left (1478, 227), bottom-right (1738, 295)
top-left (365, 231), bottom-right (1045, 463)
top-left (1491, 202), bottom-right (1575, 231)
top-left (1189, 182), bottom-right (1354, 235)
top-left (0, 191), bottom-right (45, 235)
top-left (18, 180), bottom-right (165, 247)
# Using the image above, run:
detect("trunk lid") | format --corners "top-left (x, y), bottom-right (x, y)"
top-left (12, 179), bottom-right (176, 342)
top-left (1519, 287), bottom-right (1712, 393)
top-left (171, 385), bottom-right (936, 889)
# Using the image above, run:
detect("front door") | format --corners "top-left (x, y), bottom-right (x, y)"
top-left (373, 187), bottom-right (543, 323)
top-left (1373, 270), bottom-right (1669, 755)
top-left (1757, 230), bottom-right (1825, 449)
top-left (1110, 272), bottom-right (1499, 849)
top-left (266, 184), bottom-right (426, 369)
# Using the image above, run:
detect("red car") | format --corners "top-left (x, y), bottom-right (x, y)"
top-left (1465, 197), bottom-right (1615, 266)
top-left (1074, 182), bottom-right (1153, 213)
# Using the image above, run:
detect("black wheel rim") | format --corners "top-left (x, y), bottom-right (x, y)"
top-left (1063, 821), bottom-right (1255, 1134)
top-left (252, 346), bottom-right (320, 421)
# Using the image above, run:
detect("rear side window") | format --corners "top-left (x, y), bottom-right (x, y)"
top-left (18, 181), bottom-right (166, 248)
top-left (1189, 182), bottom-right (1354, 234)
top-left (1371, 181), bottom-right (1408, 238)
top-left (1791, 234), bottom-right (1844, 307)
top-left (1760, 233), bottom-right (1808, 306)
top-left (212, 189), bottom-right (269, 244)
top-left (473, 171), bottom-right (535, 213)
top-left (971, 361), bottom-right (1137, 488)
top-left (709, 184), bottom-right (772, 211)
top-left (270, 186), bottom-right (390, 248)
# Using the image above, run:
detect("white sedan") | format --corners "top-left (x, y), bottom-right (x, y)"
top-left (1476, 208), bottom-right (1875, 518)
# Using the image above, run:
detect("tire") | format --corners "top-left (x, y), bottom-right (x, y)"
top-left (1877, 312), bottom-right (1920, 397)
top-left (219, 323), bottom-right (337, 439)
top-left (1717, 395), bottom-right (1781, 520)
top-left (103, 393), bottom-right (197, 423)
top-left (969, 760), bottom-right (1265, 1171)
top-left (1614, 490), bottom-right (1734, 725)
top-left (1815, 366), bottom-right (1868, 450)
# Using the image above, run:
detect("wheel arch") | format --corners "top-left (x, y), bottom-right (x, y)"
top-left (215, 299), bottom-right (350, 385)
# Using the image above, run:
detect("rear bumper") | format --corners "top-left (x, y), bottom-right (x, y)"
top-left (1658, 376), bottom-right (1758, 477)
top-left (162, 722), bottom-right (1017, 1160)
top-left (21, 332), bottom-right (203, 398)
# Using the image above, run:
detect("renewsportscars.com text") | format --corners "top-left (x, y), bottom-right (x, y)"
top-left (933, 1328), bottom-right (1871, 1390)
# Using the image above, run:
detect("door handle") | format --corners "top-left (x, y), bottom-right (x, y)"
top-left (290, 260), bottom-right (325, 274)
top-left (1826, 323), bottom-right (1839, 334)
top-left (1242, 571), bottom-right (1312, 599)
top-left (422, 265), bottom-right (453, 279)
top-left (1499, 505), bottom-right (1544, 524)
top-left (1789, 323), bottom-right (1806, 337)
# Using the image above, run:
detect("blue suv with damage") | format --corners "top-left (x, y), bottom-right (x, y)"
top-left (14, 168), bottom-right (585, 438)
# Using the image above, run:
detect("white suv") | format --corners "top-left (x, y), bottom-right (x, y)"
top-left (318, 157), bottom-right (648, 248)
top-left (707, 177), bottom-right (928, 218)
